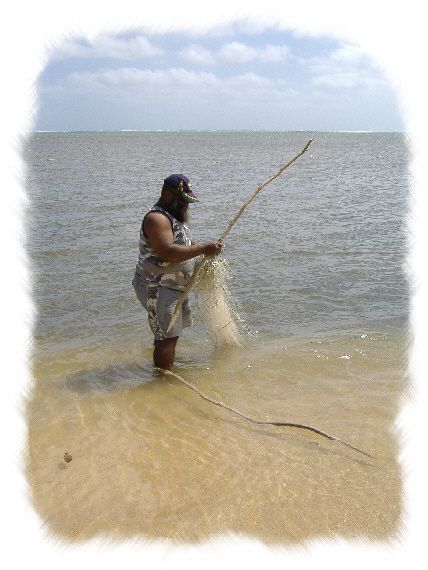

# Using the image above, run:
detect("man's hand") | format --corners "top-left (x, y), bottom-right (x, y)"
top-left (202, 240), bottom-right (222, 256)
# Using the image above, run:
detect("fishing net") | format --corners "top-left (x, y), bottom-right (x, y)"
top-left (193, 257), bottom-right (249, 347)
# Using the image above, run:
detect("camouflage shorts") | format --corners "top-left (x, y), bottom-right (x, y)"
top-left (132, 273), bottom-right (192, 340)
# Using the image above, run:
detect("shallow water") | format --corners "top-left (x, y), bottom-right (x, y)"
top-left (25, 131), bottom-right (407, 542)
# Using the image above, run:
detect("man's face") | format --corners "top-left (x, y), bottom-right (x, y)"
top-left (169, 194), bottom-right (190, 223)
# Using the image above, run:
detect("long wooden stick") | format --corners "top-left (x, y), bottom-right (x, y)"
top-left (158, 368), bottom-right (373, 458)
top-left (167, 138), bottom-right (313, 332)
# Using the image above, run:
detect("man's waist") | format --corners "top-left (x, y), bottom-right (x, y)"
top-left (137, 258), bottom-right (194, 275)
top-left (135, 266), bottom-right (192, 291)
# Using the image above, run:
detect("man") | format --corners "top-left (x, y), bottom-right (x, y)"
top-left (132, 174), bottom-right (222, 369)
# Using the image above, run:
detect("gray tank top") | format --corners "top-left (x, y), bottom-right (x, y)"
top-left (135, 205), bottom-right (195, 291)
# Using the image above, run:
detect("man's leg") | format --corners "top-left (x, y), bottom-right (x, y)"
top-left (153, 336), bottom-right (179, 369)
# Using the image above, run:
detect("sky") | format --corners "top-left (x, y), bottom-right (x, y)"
top-left (35, 25), bottom-right (404, 132)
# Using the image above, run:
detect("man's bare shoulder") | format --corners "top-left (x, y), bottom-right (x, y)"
top-left (144, 211), bottom-right (172, 236)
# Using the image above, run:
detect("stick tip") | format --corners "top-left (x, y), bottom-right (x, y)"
top-left (301, 138), bottom-right (313, 154)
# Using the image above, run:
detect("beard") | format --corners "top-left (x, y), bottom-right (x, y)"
top-left (168, 199), bottom-right (189, 223)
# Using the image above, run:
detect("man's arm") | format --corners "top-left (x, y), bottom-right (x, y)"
top-left (144, 213), bottom-right (222, 262)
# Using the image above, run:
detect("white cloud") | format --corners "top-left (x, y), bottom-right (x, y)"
top-left (330, 44), bottom-right (366, 64)
top-left (57, 66), bottom-right (288, 101)
top-left (52, 35), bottom-right (290, 67)
top-left (312, 71), bottom-right (382, 88)
top-left (219, 41), bottom-right (257, 62)
top-left (306, 43), bottom-right (386, 90)
top-left (218, 41), bottom-right (288, 63)
top-left (51, 34), bottom-right (164, 60)
top-left (40, 65), bottom-right (302, 130)
top-left (66, 67), bottom-right (218, 93)
top-left (257, 44), bottom-right (289, 62)
top-left (179, 45), bottom-right (216, 65)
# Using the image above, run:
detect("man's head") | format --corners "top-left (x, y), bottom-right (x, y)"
top-left (159, 174), bottom-right (199, 223)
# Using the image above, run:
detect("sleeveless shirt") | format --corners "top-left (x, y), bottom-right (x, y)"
top-left (135, 205), bottom-right (195, 291)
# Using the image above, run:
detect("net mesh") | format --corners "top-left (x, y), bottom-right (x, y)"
top-left (193, 257), bottom-right (249, 347)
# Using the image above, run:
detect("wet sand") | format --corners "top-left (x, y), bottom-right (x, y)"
top-left (26, 333), bottom-right (404, 543)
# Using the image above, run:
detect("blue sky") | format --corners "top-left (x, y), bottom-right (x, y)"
top-left (35, 25), bottom-right (404, 132)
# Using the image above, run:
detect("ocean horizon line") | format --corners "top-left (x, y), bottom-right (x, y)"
top-left (32, 128), bottom-right (405, 134)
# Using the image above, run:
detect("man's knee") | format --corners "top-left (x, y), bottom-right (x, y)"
top-left (154, 336), bottom-right (178, 352)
